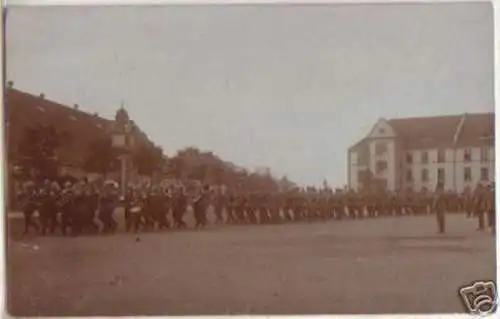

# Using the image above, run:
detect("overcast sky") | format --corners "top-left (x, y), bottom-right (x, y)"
top-left (6, 3), bottom-right (494, 186)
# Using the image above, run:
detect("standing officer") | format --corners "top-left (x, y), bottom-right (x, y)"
top-left (473, 183), bottom-right (486, 231)
top-left (433, 182), bottom-right (446, 234)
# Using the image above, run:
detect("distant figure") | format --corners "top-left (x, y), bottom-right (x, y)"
top-left (473, 183), bottom-right (486, 231)
top-left (19, 181), bottom-right (40, 235)
top-left (486, 183), bottom-right (495, 234)
top-left (172, 186), bottom-right (188, 228)
top-left (193, 185), bottom-right (210, 229)
top-left (433, 182), bottom-right (446, 234)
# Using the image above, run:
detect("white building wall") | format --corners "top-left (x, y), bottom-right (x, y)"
top-left (453, 146), bottom-right (495, 192)
top-left (444, 148), bottom-right (455, 191)
top-left (387, 140), bottom-right (396, 190)
top-left (368, 139), bottom-right (396, 191)
top-left (349, 150), bottom-right (359, 190)
top-left (405, 148), bottom-right (456, 192)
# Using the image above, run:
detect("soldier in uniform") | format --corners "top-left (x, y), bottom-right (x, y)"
top-left (38, 180), bottom-right (59, 236)
top-left (58, 182), bottom-right (75, 236)
top-left (259, 192), bottom-right (271, 224)
top-left (283, 191), bottom-right (293, 222)
top-left (234, 193), bottom-right (246, 224)
top-left (292, 191), bottom-right (303, 222)
top-left (172, 185), bottom-right (188, 229)
top-left (82, 183), bottom-right (100, 234)
top-left (193, 185), bottom-right (210, 229)
top-left (213, 187), bottom-right (226, 224)
top-left (19, 181), bottom-right (40, 235)
top-left (269, 191), bottom-right (282, 223)
top-left (226, 191), bottom-right (237, 224)
top-left (433, 182), bottom-right (447, 234)
top-left (98, 182), bottom-right (119, 234)
top-left (331, 191), bottom-right (343, 220)
top-left (124, 186), bottom-right (134, 232)
top-left (473, 183), bottom-right (486, 231)
top-left (486, 183), bottom-right (495, 234)
top-left (246, 192), bottom-right (258, 224)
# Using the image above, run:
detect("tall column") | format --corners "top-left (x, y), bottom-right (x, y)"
top-left (120, 155), bottom-right (127, 197)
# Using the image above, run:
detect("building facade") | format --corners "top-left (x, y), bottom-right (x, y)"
top-left (348, 113), bottom-right (494, 193)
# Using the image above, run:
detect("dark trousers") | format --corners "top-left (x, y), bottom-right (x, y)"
top-left (436, 209), bottom-right (445, 233)
top-left (173, 207), bottom-right (187, 228)
top-left (282, 208), bottom-right (293, 221)
top-left (487, 209), bottom-right (495, 230)
top-left (99, 209), bottom-right (117, 233)
top-left (39, 208), bottom-right (57, 236)
top-left (226, 208), bottom-right (236, 223)
top-left (214, 205), bottom-right (224, 224)
top-left (60, 209), bottom-right (72, 236)
top-left (477, 210), bottom-right (485, 230)
top-left (23, 208), bottom-right (39, 234)
top-left (194, 206), bottom-right (207, 228)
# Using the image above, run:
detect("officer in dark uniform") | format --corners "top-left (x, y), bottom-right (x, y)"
top-left (433, 182), bottom-right (446, 234)
top-left (473, 183), bottom-right (486, 231)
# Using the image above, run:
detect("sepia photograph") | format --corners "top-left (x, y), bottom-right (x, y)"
top-left (2, 1), bottom-right (497, 316)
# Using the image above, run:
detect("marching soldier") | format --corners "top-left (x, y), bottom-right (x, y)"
top-left (213, 187), bottom-right (227, 224)
top-left (98, 182), bottom-right (119, 234)
top-left (172, 185), bottom-right (188, 229)
top-left (59, 182), bottom-right (75, 236)
top-left (193, 184), bottom-right (210, 229)
top-left (19, 181), bottom-right (40, 235)
top-left (38, 180), bottom-right (59, 236)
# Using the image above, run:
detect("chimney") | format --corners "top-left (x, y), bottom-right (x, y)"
top-left (40, 93), bottom-right (45, 99)
top-left (73, 104), bottom-right (79, 110)
top-left (7, 80), bottom-right (13, 89)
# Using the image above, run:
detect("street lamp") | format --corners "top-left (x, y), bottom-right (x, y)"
top-left (112, 106), bottom-right (134, 197)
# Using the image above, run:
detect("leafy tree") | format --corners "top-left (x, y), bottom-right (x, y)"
top-left (84, 136), bottom-right (119, 176)
top-left (17, 124), bottom-right (66, 180)
top-left (133, 143), bottom-right (164, 176)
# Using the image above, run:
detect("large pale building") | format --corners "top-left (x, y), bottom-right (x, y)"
top-left (348, 113), bottom-right (495, 193)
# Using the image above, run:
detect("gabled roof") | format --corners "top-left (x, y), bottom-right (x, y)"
top-left (387, 114), bottom-right (463, 150)
top-left (348, 112), bottom-right (495, 151)
top-left (455, 112), bottom-right (494, 148)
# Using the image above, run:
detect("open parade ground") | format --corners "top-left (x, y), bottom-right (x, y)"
top-left (6, 213), bottom-right (496, 316)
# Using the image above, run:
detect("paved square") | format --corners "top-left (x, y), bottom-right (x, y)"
top-left (7, 213), bottom-right (496, 315)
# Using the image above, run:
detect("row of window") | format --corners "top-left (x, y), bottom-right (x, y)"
top-left (406, 167), bottom-right (491, 183)
top-left (405, 148), bottom-right (491, 164)
top-left (374, 141), bottom-right (491, 163)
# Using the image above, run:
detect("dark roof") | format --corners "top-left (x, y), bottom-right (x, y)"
top-left (387, 114), bottom-right (463, 150)
top-left (455, 112), bottom-right (494, 148)
top-left (4, 88), bottom-right (153, 168)
top-left (349, 112), bottom-right (494, 151)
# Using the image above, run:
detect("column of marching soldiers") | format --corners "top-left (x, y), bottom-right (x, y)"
top-left (16, 178), bottom-right (495, 237)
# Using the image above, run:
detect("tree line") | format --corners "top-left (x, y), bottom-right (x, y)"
top-left (10, 124), bottom-right (297, 193)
